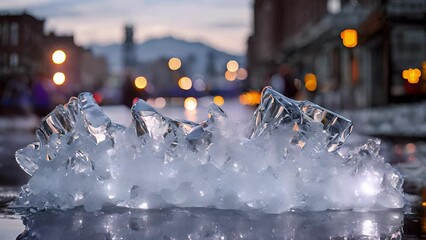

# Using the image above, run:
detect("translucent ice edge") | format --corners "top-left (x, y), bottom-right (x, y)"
top-left (14, 87), bottom-right (405, 212)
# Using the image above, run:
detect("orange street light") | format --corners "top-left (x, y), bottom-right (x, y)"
top-left (402, 68), bottom-right (421, 84)
top-left (239, 91), bottom-right (261, 105)
top-left (184, 97), bottom-right (197, 110)
top-left (226, 60), bottom-right (239, 72)
top-left (213, 95), bottom-right (225, 106)
top-left (178, 77), bottom-right (192, 90)
top-left (53, 72), bottom-right (66, 85)
top-left (52, 50), bottom-right (66, 64)
top-left (340, 29), bottom-right (358, 48)
top-left (304, 73), bottom-right (317, 91)
top-left (305, 79), bottom-right (317, 91)
top-left (225, 71), bottom-right (237, 81)
top-left (134, 76), bottom-right (148, 89)
top-left (168, 57), bottom-right (181, 71)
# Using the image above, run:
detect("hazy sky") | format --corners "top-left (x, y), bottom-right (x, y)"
top-left (1, 0), bottom-right (252, 55)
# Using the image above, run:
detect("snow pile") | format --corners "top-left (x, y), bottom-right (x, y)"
top-left (14, 87), bottom-right (404, 212)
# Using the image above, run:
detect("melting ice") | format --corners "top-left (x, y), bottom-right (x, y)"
top-left (14, 87), bottom-right (404, 212)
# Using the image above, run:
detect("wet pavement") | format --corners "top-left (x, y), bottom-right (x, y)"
top-left (8, 207), bottom-right (407, 239)
top-left (0, 195), bottom-right (424, 239)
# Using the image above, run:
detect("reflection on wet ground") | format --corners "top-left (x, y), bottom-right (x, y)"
top-left (14, 207), bottom-right (404, 240)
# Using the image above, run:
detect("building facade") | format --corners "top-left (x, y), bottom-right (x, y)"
top-left (0, 12), bottom-right (109, 114)
top-left (0, 12), bottom-right (44, 79)
top-left (248, 0), bottom-right (426, 109)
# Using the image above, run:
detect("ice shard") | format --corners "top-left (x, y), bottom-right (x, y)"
top-left (249, 86), bottom-right (353, 152)
top-left (78, 92), bottom-right (111, 144)
top-left (15, 142), bottom-right (40, 175)
top-left (15, 92), bottom-right (113, 176)
top-left (132, 99), bottom-right (197, 140)
top-left (186, 103), bottom-right (227, 145)
top-left (13, 87), bottom-right (404, 213)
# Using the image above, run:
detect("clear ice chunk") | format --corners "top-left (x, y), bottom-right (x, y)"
top-left (78, 93), bottom-right (111, 143)
top-left (132, 99), bottom-right (196, 140)
top-left (13, 88), bottom-right (404, 213)
top-left (186, 103), bottom-right (227, 144)
top-left (65, 150), bottom-right (94, 174)
top-left (15, 142), bottom-right (40, 175)
top-left (15, 93), bottom-right (111, 176)
top-left (249, 86), bottom-right (353, 152)
top-left (36, 104), bottom-right (73, 144)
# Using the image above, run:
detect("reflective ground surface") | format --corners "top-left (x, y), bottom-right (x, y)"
top-left (1, 200), bottom-right (425, 239)
top-left (12, 207), bottom-right (406, 239)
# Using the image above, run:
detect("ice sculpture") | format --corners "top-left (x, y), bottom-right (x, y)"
top-left (14, 87), bottom-right (404, 212)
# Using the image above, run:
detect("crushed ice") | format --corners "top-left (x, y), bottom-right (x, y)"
top-left (14, 87), bottom-right (404, 212)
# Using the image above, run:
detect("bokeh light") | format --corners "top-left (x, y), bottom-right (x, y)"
top-left (93, 92), bottom-right (103, 104)
top-left (52, 72), bottom-right (66, 85)
top-left (134, 76), bottom-right (148, 89)
top-left (305, 80), bottom-right (317, 91)
top-left (168, 57), bottom-right (182, 71)
top-left (146, 98), bottom-right (155, 106)
top-left (226, 60), bottom-right (239, 72)
top-left (402, 68), bottom-right (421, 84)
top-left (406, 143), bottom-right (416, 154)
top-left (154, 97), bottom-right (166, 108)
top-left (178, 77), bottom-right (192, 90)
top-left (193, 79), bottom-right (206, 91)
top-left (52, 50), bottom-right (66, 64)
top-left (304, 73), bottom-right (317, 83)
top-left (239, 91), bottom-right (261, 105)
top-left (304, 73), bottom-right (317, 91)
top-left (213, 95), bottom-right (225, 106)
top-left (340, 29), bottom-right (358, 48)
top-left (225, 71), bottom-right (237, 81)
top-left (184, 97), bottom-right (197, 110)
top-left (132, 97), bottom-right (139, 106)
top-left (236, 68), bottom-right (248, 80)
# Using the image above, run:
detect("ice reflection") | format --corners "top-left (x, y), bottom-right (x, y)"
top-left (16, 208), bottom-right (403, 239)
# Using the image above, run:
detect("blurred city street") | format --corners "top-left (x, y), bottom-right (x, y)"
top-left (1, 0), bottom-right (426, 238)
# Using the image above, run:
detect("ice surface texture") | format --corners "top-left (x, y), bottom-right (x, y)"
top-left (14, 87), bottom-right (404, 212)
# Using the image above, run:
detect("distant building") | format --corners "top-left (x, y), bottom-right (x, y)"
top-left (248, 0), bottom-right (426, 109)
top-left (43, 32), bottom-right (83, 94)
top-left (43, 33), bottom-right (108, 93)
top-left (248, 0), bottom-right (329, 90)
top-left (122, 24), bottom-right (138, 71)
top-left (80, 48), bottom-right (109, 91)
top-left (0, 12), bottom-right (44, 79)
top-left (0, 12), bottom-right (109, 114)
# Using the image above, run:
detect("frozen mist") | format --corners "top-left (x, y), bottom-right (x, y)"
top-left (14, 87), bottom-right (404, 212)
